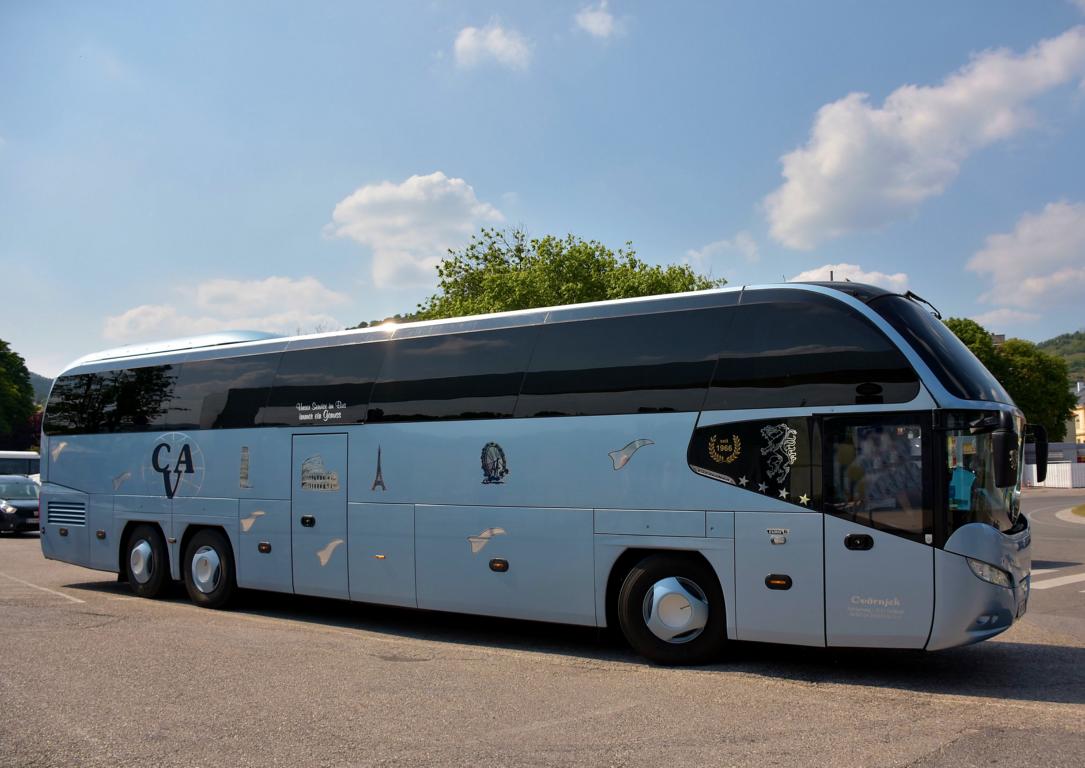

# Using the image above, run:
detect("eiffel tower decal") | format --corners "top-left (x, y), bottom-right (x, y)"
top-left (371, 445), bottom-right (387, 491)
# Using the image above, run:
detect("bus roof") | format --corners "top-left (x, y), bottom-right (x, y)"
top-left (61, 281), bottom-right (892, 375)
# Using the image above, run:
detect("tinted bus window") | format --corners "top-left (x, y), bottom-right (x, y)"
top-left (688, 417), bottom-right (819, 508)
top-left (515, 309), bottom-right (727, 418)
top-left (261, 343), bottom-right (385, 426)
top-left (705, 293), bottom-right (918, 410)
top-left (98, 365), bottom-right (176, 432)
top-left (368, 328), bottom-right (536, 422)
top-left (45, 368), bottom-right (177, 435)
top-left (868, 295), bottom-right (1010, 403)
top-left (44, 374), bottom-right (102, 435)
top-left (168, 354), bottom-right (281, 430)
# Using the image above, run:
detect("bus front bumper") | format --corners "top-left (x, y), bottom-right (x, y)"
top-left (926, 549), bottom-right (1024, 651)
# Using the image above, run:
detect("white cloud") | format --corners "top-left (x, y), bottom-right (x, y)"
top-left (765, 26), bottom-right (1085, 249)
top-left (789, 262), bottom-right (909, 292)
top-left (194, 276), bottom-right (344, 317)
top-left (103, 276), bottom-right (348, 343)
top-left (1074, 1), bottom-right (1085, 16)
top-left (454, 23), bottom-right (531, 70)
top-left (575, 2), bottom-right (619, 39)
top-left (328, 171), bottom-right (503, 287)
top-left (685, 231), bottom-right (759, 271)
top-left (968, 201), bottom-right (1085, 313)
top-left (971, 308), bottom-right (1040, 328)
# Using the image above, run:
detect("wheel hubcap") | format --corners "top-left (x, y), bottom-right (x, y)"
top-left (642, 576), bottom-right (709, 644)
top-left (129, 539), bottom-right (153, 584)
top-left (191, 545), bottom-right (221, 594)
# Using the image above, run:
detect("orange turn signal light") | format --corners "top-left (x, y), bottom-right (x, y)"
top-left (765, 574), bottom-right (793, 590)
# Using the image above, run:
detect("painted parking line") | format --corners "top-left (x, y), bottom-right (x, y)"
top-left (1030, 571), bottom-right (1085, 591)
top-left (1029, 568), bottom-right (1060, 577)
top-left (0, 571), bottom-right (86, 603)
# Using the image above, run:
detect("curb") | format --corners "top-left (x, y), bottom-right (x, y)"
top-left (1054, 508), bottom-right (1085, 525)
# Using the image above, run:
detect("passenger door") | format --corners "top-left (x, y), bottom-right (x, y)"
top-left (822, 415), bottom-right (934, 648)
top-left (291, 433), bottom-right (349, 598)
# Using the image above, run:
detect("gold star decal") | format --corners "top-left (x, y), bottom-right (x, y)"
top-left (799, 494), bottom-right (810, 505)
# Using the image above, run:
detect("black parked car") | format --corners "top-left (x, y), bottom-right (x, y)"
top-left (0, 475), bottom-right (40, 534)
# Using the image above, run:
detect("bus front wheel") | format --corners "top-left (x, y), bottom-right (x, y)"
top-left (617, 553), bottom-right (726, 666)
top-left (182, 528), bottom-right (237, 609)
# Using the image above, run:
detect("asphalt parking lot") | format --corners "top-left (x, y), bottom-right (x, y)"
top-left (2, 489), bottom-right (1084, 768)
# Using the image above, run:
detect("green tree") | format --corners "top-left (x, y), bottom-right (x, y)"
top-left (1037, 330), bottom-right (1085, 380)
top-left (943, 317), bottom-right (1002, 376)
top-left (411, 228), bottom-right (725, 321)
top-left (945, 319), bottom-right (1076, 441)
top-left (0, 339), bottom-right (35, 443)
top-left (996, 338), bottom-right (1077, 441)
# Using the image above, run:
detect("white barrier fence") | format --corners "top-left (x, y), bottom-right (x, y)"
top-left (1024, 462), bottom-right (1085, 488)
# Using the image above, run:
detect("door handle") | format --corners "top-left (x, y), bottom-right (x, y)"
top-left (844, 533), bottom-right (873, 551)
top-left (300, 515), bottom-right (316, 528)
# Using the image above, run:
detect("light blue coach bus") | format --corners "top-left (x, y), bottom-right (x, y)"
top-left (39, 283), bottom-right (1041, 664)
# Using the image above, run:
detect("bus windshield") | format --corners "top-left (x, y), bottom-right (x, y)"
top-left (944, 426), bottom-right (1022, 536)
top-left (869, 295), bottom-right (1010, 404)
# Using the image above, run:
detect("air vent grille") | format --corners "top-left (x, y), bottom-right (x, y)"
top-left (47, 501), bottom-right (86, 527)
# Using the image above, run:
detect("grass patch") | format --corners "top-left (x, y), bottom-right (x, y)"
top-left (1073, 504), bottom-right (1085, 518)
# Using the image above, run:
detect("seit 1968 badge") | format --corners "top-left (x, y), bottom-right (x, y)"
top-left (707, 433), bottom-right (741, 464)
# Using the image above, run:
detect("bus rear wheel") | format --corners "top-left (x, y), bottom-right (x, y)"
top-left (617, 553), bottom-right (726, 666)
top-left (125, 524), bottom-right (168, 599)
top-left (182, 529), bottom-right (236, 609)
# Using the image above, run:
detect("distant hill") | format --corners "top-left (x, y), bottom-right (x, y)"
top-left (30, 372), bottom-right (52, 405)
top-left (1038, 330), bottom-right (1085, 381)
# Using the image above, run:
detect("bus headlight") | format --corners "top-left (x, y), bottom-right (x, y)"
top-left (966, 557), bottom-right (1012, 588)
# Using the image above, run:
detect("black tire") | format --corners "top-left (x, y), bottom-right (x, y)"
top-left (125, 523), bottom-right (169, 598)
top-left (617, 553), bottom-right (726, 666)
top-left (182, 528), bottom-right (236, 609)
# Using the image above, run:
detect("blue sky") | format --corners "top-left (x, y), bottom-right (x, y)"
top-left (2, 1), bottom-right (1085, 377)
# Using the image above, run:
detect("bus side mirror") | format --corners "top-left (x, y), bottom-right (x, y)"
top-left (991, 429), bottom-right (1019, 488)
top-left (1027, 423), bottom-right (1048, 484)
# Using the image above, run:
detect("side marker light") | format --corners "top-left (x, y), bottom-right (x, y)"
top-left (765, 574), bottom-right (792, 590)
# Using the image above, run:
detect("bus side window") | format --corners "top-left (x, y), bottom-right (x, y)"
top-left (705, 292), bottom-right (919, 411)
top-left (167, 354), bottom-right (281, 430)
top-left (103, 365), bottom-right (176, 432)
top-left (261, 343), bottom-right (383, 426)
top-left (368, 327), bottom-right (536, 422)
top-left (823, 418), bottom-right (928, 539)
top-left (687, 417), bottom-right (819, 508)
top-left (515, 308), bottom-right (727, 418)
top-left (43, 372), bottom-right (108, 435)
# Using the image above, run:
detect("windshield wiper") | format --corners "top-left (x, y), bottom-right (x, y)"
top-left (902, 290), bottom-right (942, 319)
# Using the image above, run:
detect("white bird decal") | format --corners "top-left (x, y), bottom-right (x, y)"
top-left (316, 538), bottom-right (345, 566)
top-left (240, 510), bottom-right (266, 533)
top-left (112, 471), bottom-right (131, 491)
top-left (468, 527), bottom-right (507, 554)
top-left (608, 439), bottom-right (654, 470)
top-left (50, 441), bottom-right (68, 461)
